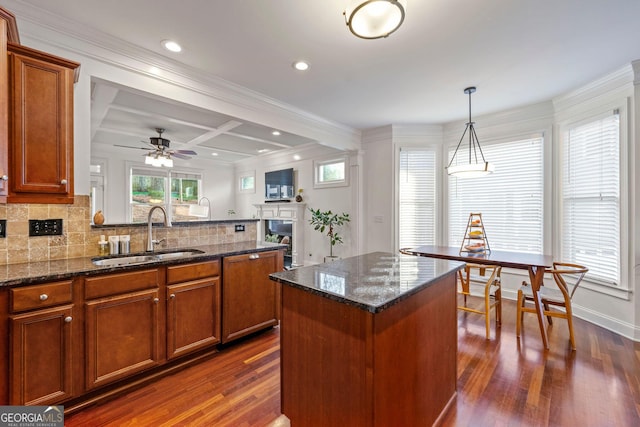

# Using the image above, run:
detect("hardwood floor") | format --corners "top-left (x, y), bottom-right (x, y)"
top-left (64, 298), bottom-right (640, 426)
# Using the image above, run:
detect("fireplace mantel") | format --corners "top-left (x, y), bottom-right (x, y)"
top-left (255, 203), bottom-right (306, 267)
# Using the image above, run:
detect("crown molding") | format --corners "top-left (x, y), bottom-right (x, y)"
top-left (552, 64), bottom-right (634, 112)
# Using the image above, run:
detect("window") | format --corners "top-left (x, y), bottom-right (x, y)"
top-left (448, 136), bottom-right (544, 253)
top-left (314, 156), bottom-right (348, 188)
top-left (239, 171), bottom-right (255, 193)
top-left (399, 148), bottom-right (436, 249)
top-left (129, 167), bottom-right (202, 222)
top-left (561, 111), bottom-right (620, 285)
top-left (171, 171), bottom-right (203, 221)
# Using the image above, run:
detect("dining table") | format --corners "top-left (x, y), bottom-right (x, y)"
top-left (400, 245), bottom-right (555, 349)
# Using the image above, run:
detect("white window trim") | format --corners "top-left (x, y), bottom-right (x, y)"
top-left (126, 162), bottom-right (204, 223)
top-left (313, 155), bottom-right (349, 189)
top-left (555, 99), bottom-right (631, 298)
top-left (238, 170), bottom-right (256, 194)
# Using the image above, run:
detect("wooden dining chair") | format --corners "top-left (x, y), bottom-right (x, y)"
top-left (457, 263), bottom-right (502, 339)
top-left (516, 262), bottom-right (588, 350)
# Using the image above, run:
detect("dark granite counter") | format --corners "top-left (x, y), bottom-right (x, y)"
top-left (269, 251), bottom-right (464, 313)
top-left (0, 241), bottom-right (286, 288)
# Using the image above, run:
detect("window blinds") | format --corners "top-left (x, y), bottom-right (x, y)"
top-left (448, 136), bottom-right (544, 253)
top-left (562, 113), bottom-right (619, 285)
top-left (399, 148), bottom-right (436, 249)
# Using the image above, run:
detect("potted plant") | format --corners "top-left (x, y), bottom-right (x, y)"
top-left (308, 208), bottom-right (350, 261)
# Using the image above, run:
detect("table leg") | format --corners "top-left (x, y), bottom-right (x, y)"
top-left (528, 266), bottom-right (549, 349)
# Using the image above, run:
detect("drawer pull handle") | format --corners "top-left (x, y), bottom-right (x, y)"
top-left (61, 179), bottom-right (68, 185)
top-left (153, 297), bottom-right (159, 304)
top-left (169, 294), bottom-right (176, 299)
top-left (249, 253), bottom-right (260, 260)
top-left (64, 316), bottom-right (72, 323)
top-left (39, 294), bottom-right (48, 301)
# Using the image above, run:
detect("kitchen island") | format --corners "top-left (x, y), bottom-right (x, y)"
top-left (269, 252), bottom-right (464, 427)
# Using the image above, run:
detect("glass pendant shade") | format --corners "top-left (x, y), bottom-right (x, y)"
top-left (344, 0), bottom-right (406, 39)
top-left (447, 162), bottom-right (494, 178)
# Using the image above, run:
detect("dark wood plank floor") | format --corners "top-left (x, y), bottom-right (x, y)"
top-left (64, 298), bottom-right (640, 426)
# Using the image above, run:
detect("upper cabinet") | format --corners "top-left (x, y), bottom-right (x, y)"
top-left (6, 43), bottom-right (79, 204)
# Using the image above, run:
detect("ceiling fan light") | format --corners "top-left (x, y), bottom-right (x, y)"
top-left (345, 0), bottom-right (406, 39)
top-left (161, 156), bottom-right (174, 168)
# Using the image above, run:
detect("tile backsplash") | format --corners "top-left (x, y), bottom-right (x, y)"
top-left (0, 195), bottom-right (257, 265)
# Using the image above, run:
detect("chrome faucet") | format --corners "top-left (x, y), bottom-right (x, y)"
top-left (147, 206), bottom-right (172, 251)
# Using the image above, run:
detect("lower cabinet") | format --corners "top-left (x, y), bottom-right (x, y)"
top-left (222, 250), bottom-right (283, 343)
top-left (85, 288), bottom-right (161, 390)
top-left (166, 261), bottom-right (221, 359)
top-left (8, 280), bottom-right (74, 405)
top-left (10, 305), bottom-right (74, 405)
top-left (4, 251), bottom-right (276, 407)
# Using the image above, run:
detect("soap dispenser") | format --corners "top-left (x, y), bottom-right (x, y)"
top-left (98, 235), bottom-right (109, 256)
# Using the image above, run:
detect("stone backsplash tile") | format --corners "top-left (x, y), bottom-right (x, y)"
top-left (0, 195), bottom-right (258, 265)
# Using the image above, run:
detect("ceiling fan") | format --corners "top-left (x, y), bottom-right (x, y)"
top-left (115, 128), bottom-right (197, 167)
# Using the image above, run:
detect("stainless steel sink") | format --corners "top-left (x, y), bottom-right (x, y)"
top-left (92, 249), bottom-right (205, 266)
top-left (153, 249), bottom-right (205, 260)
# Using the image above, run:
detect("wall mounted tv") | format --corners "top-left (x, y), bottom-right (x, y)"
top-left (265, 168), bottom-right (294, 202)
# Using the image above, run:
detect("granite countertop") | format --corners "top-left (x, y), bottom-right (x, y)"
top-left (0, 241), bottom-right (286, 288)
top-left (269, 251), bottom-right (464, 313)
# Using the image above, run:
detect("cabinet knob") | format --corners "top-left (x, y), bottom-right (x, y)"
top-left (60, 179), bottom-right (68, 185)
top-left (39, 294), bottom-right (48, 301)
top-left (169, 294), bottom-right (176, 299)
top-left (1, 175), bottom-right (7, 181)
top-left (249, 253), bottom-right (260, 260)
top-left (64, 316), bottom-right (72, 323)
top-left (153, 297), bottom-right (159, 304)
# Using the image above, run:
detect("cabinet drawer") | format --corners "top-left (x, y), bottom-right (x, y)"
top-left (10, 280), bottom-right (73, 313)
top-left (167, 260), bottom-right (220, 284)
top-left (85, 269), bottom-right (160, 299)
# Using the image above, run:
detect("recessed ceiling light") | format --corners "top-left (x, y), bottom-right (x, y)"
top-left (272, 130), bottom-right (281, 136)
top-left (292, 61), bottom-right (310, 71)
top-left (293, 154), bottom-right (301, 161)
top-left (258, 149), bottom-right (269, 153)
top-left (161, 39), bottom-right (182, 53)
top-left (211, 152), bottom-right (219, 156)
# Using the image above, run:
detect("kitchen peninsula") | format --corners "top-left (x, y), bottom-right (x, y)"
top-left (269, 252), bottom-right (464, 426)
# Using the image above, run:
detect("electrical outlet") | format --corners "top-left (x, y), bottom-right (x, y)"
top-left (234, 224), bottom-right (245, 232)
top-left (29, 219), bottom-right (63, 236)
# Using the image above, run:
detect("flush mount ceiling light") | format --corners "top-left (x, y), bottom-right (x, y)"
top-left (344, 0), bottom-right (406, 39)
top-left (446, 87), bottom-right (495, 178)
top-left (161, 39), bottom-right (182, 53)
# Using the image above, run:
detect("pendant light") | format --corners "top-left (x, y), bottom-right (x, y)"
top-left (344, 0), bottom-right (406, 39)
top-left (446, 86), bottom-right (494, 178)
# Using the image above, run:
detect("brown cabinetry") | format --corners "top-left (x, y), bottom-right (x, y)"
top-left (84, 269), bottom-right (162, 390)
top-left (8, 280), bottom-right (74, 405)
top-left (222, 250), bottom-right (283, 343)
top-left (166, 261), bottom-right (221, 359)
top-left (6, 42), bottom-right (79, 204)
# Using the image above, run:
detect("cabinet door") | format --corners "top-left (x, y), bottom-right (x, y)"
top-left (167, 277), bottom-right (221, 360)
top-left (8, 44), bottom-right (77, 203)
top-left (85, 289), bottom-right (161, 390)
top-left (222, 250), bottom-right (283, 343)
top-left (10, 305), bottom-right (74, 405)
